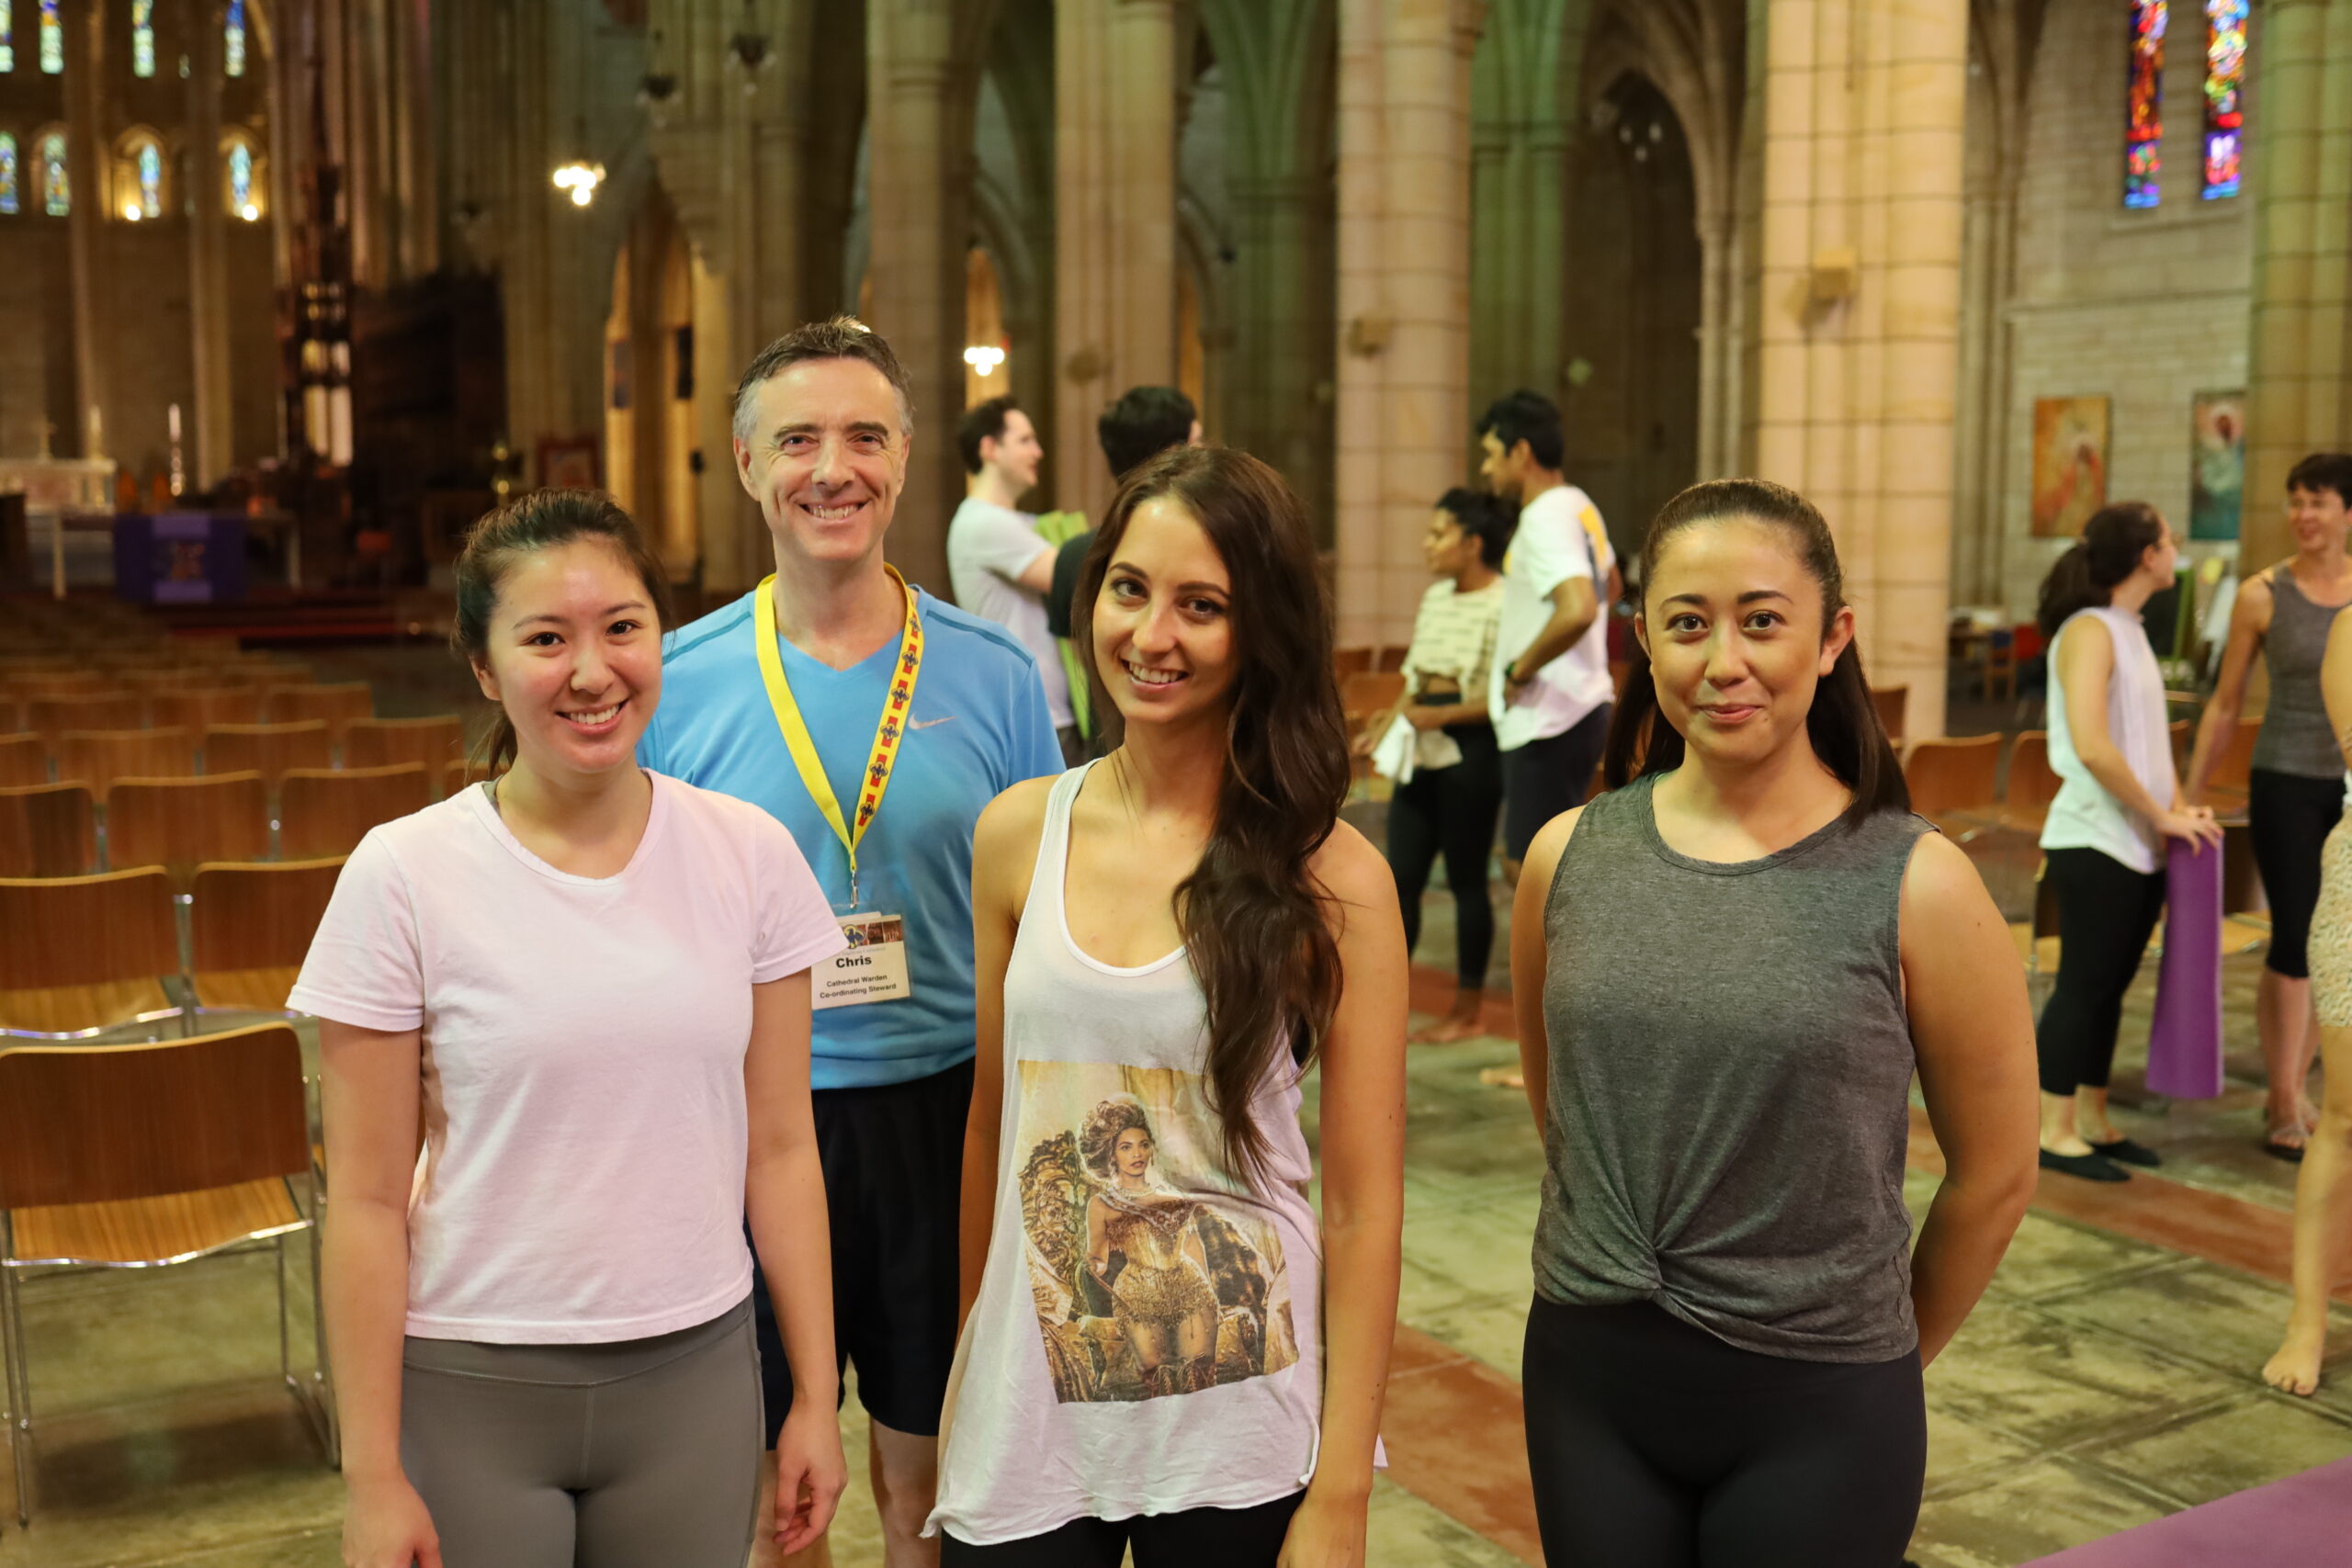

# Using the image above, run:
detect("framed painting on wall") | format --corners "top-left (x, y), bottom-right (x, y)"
top-left (536, 436), bottom-right (601, 493)
top-left (2031, 396), bottom-right (2109, 538)
top-left (2189, 389), bottom-right (2246, 541)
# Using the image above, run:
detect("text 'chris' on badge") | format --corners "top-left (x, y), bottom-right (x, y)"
top-left (814, 912), bottom-right (912, 1010)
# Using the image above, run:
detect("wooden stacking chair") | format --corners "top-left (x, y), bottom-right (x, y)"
top-left (1373, 646), bottom-right (1409, 674)
top-left (223, 659), bottom-right (311, 687)
top-left (6, 671), bottom-right (110, 702)
top-left (1904, 734), bottom-right (2003, 839)
top-left (1332, 647), bottom-right (1374, 679)
top-left (342, 716), bottom-right (468, 792)
top-left (111, 666), bottom-right (217, 693)
top-left (2001, 731), bottom-right (2060, 834)
top-left (1340, 671), bottom-right (1408, 740)
top-left (279, 764), bottom-right (431, 860)
top-left (2205, 716), bottom-right (2262, 815)
top-left (147, 685), bottom-right (266, 734)
top-left (52, 728), bottom-right (198, 797)
top-left (188, 859), bottom-right (345, 1013)
top-left (0, 868), bottom-right (181, 1037)
top-left (202, 721), bottom-right (332, 784)
top-left (1871, 684), bottom-right (1909, 744)
top-left (264, 682), bottom-right (373, 740)
top-left (27, 690), bottom-right (142, 745)
top-left (0, 784), bottom-right (97, 878)
top-left (0, 1024), bottom-right (334, 1523)
top-left (106, 773), bottom-right (270, 884)
top-left (0, 734), bottom-right (44, 788)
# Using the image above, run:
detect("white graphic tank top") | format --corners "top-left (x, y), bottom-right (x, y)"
top-left (927, 763), bottom-right (1327, 1546)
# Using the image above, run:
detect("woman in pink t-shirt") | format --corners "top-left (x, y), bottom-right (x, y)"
top-left (294, 493), bottom-right (850, 1568)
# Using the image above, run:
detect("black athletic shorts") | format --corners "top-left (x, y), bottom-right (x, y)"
top-left (753, 1057), bottom-right (975, 1443)
top-left (1502, 703), bottom-right (1612, 863)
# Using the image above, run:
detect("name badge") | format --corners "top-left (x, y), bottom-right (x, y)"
top-left (815, 912), bottom-right (912, 1010)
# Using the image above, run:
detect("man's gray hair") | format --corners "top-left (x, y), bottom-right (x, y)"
top-left (730, 316), bottom-right (917, 447)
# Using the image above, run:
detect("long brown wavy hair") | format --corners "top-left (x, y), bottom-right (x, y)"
top-left (1072, 446), bottom-right (1350, 1184)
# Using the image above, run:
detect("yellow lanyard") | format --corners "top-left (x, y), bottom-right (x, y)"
top-left (752, 565), bottom-right (924, 908)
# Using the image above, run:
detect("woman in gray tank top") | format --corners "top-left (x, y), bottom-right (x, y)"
top-left (2186, 454), bottom-right (2352, 1158)
top-left (1509, 479), bottom-right (2039, 1568)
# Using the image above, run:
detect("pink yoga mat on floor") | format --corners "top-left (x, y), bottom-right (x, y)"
top-left (2146, 836), bottom-right (2225, 1100)
top-left (2023, 1455), bottom-right (2352, 1566)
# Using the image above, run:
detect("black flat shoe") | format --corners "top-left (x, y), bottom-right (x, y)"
top-left (2040, 1147), bottom-right (2130, 1182)
top-left (2086, 1136), bottom-right (2163, 1168)
top-left (2265, 1130), bottom-right (2309, 1164)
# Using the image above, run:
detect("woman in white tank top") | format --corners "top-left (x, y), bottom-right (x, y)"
top-left (2034, 502), bottom-right (2222, 1184)
top-left (929, 446), bottom-right (1408, 1564)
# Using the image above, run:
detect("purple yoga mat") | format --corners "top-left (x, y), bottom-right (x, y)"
top-left (2024, 1455), bottom-right (2352, 1566)
top-left (2146, 835), bottom-right (2225, 1100)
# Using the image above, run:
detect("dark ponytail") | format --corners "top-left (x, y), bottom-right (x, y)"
top-left (2035, 501), bottom-right (2166, 638)
top-left (1600, 478), bottom-right (1907, 829)
top-left (452, 490), bottom-right (675, 774)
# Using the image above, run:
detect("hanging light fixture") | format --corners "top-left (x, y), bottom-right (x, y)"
top-left (639, 29), bottom-right (678, 123)
top-left (550, 114), bottom-right (604, 208)
top-left (729, 0), bottom-right (774, 91)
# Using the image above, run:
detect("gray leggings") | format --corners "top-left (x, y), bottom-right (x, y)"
top-left (400, 1295), bottom-right (762, 1568)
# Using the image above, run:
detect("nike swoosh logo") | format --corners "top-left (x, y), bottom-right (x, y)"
top-left (909, 716), bottom-right (957, 729)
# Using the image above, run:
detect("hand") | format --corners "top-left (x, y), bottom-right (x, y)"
top-left (1349, 726), bottom-right (1379, 760)
top-left (343, 1473), bottom-right (441, 1568)
top-left (2156, 805), bottom-right (2224, 852)
top-left (1275, 1484), bottom-right (1369, 1568)
top-left (772, 1402), bottom-right (847, 1555)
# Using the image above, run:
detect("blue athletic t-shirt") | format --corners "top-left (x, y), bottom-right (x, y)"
top-left (639, 583), bottom-right (1063, 1090)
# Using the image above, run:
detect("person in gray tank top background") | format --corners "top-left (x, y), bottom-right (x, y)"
top-left (1508, 479), bottom-right (2040, 1568)
top-left (2186, 453), bottom-right (2352, 1160)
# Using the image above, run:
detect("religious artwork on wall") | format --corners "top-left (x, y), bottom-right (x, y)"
top-left (2189, 389), bottom-right (2245, 541)
top-left (2031, 396), bottom-right (2111, 538)
top-left (536, 436), bottom-right (600, 492)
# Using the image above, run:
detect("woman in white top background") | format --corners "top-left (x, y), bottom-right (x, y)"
top-left (2033, 502), bottom-right (2222, 1183)
top-left (294, 493), bottom-right (850, 1568)
top-left (932, 445), bottom-right (1408, 1564)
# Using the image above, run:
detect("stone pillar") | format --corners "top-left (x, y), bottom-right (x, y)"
top-left (2242, 0), bottom-right (2352, 569)
top-left (1051, 0), bottom-right (1182, 514)
top-left (1333, 0), bottom-right (1483, 649)
top-left (187, 0), bottom-right (235, 489)
top-left (62, 0), bottom-right (107, 459)
top-left (866, 0), bottom-right (974, 594)
top-left (1468, 0), bottom-right (1576, 412)
top-left (1695, 205), bottom-right (1739, 479)
top-left (1746, 0), bottom-right (1968, 739)
top-left (1225, 174), bottom-right (1328, 514)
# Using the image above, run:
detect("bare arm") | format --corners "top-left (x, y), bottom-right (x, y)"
top-left (744, 972), bottom-right (846, 1554)
top-left (2184, 574), bottom-right (2271, 800)
top-left (1902, 833), bottom-right (2041, 1366)
top-left (959, 781), bottom-right (1050, 1326)
top-left (1014, 545), bottom-right (1056, 595)
top-left (1504, 578), bottom-right (1599, 693)
top-left (319, 1020), bottom-right (442, 1568)
top-left (2057, 617), bottom-right (2220, 846)
top-left (1510, 808), bottom-right (1582, 1131)
top-left (1281, 824), bottom-right (1408, 1566)
top-left (2320, 609), bottom-right (2352, 766)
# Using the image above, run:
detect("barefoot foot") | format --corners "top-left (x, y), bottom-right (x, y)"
top-left (1477, 1065), bottom-right (1524, 1090)
top-left (1413, 1012), bottom-right (1487, 1043)
top-left (2263, 1325), bottom-right (2328, 1397)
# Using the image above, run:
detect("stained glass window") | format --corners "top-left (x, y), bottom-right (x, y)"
top-left (134, 141), bottom-right (159, 217)
top-left (2, 2), bottom-right (15, 74)
top-left (131, 0), bottom-right (153, 77)
top-left (39, 0), bottom-right (60, 73)
top-left (228, 141), bottom-right (252, 215)
top-left (0, 135), bottom-right (17, 215)
top-left (2125, 1), bottom-right (2168, 209)
top-left (224, 0), bottom-right (244, 77)
top-left (2201, 0), bottom-right (2246, 200)
top-left (40, 130), bottom-right (66, 216)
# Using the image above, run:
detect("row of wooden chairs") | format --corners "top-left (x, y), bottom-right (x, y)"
top-left (0, 714), bottom-right (469, 795)
top-left (1904, 716), bottom-right (2261, 838)
top-left (0, 860), bottom-right (343, 1036)
top-left (0, 763), bottom-right (469, 880)
top-left (1, 681), bottom-right (366, 742)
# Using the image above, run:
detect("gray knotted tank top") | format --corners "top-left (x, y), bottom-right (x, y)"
top-left (1535, 773), bottom-right (1932, 1363)
top-left (2251, 567), bottom-right (2351, 780)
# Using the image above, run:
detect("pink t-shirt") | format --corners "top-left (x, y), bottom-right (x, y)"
top-left (289, 771), bottom-right (846, 1343)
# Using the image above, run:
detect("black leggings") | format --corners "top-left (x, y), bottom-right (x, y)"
top-left (2249, 767), bottom-right (2346, 978)
top-left (1521, 1297), bottom-right (1924, 1568)
top-left (1386, 723), bottom-right (1504, 984)
top-left (2036, 846), bottom-right (2167, 1096)
top-left (939, 1491), bottom-right (1303, 1566)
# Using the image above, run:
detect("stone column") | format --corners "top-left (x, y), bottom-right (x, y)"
top-left (187, 0), bottom-right (235, 489)
top-left (1745, 0), bottom-right (1968, 739)
top-left (2241, 0), bottom-right (2352, 569)
top-left (1469, 0), bottom-right (1575, 412)
top-left (866, 0), bottom-right (974, 594)
top-left (1051, 0), bottom-right (1182, 514)
top-left (1695, 205), bottom-right (1739, 479)
top-left (1333, 0), bottom-right (1483, 649)
top-left (1225, 174), bottom-right (1328, 513)
top-left (62, 0), bottom-right (108, 459)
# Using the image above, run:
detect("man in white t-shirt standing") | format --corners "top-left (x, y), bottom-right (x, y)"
top-left (1479, 389), bottom-right (1619, 883)
top-left (948, 396), bottom-right (1079, 763)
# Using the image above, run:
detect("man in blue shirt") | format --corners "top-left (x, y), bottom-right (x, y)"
top-left (639, 316), bottom-right (1060, 1567)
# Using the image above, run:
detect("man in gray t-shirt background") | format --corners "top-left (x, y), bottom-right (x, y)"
top-left (947, 394), bottom-right (1078, 761)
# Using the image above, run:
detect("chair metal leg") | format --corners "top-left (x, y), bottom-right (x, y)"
top-left (294, 1176), bottom-right (338, 1469)
top-left (1, 1258), bottom-right (34, 1529)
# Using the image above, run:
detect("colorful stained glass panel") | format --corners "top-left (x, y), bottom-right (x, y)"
top-left (136, 141), bottom-right (160, 216)
top-left (224, 0), bottom-right (244, 76)
top-left (39, 0), bottom-right (60, 73)
top-left (228, 141), bottom-right (252, 212)
top-left (2202, 0), bottom-right (2246, 199)
top-left (132, 0), bottom-right (153, 76)
top-left (3, 1), bottom-right (15, 74)
top-left (40, 130), bottom-right (66, 216)
top-left (0, 135), bottom-right (17, 215)
top-left (2126, 0), bottom-right (2168, 209)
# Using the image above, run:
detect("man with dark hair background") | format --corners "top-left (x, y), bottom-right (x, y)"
top-left (1043, 386), bottom-right (1203, 644)
top-left (948, 395), bottom-right (1077, 761)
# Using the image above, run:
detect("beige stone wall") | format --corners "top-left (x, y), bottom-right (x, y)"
top-left (1990, 0), bottom-right (2254, 616)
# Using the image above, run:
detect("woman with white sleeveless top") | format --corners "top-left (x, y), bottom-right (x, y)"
top-left (930, 444), bottom-right (1408, 1564)
top-left (2036, 502), bottom-right (2223, 1182)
